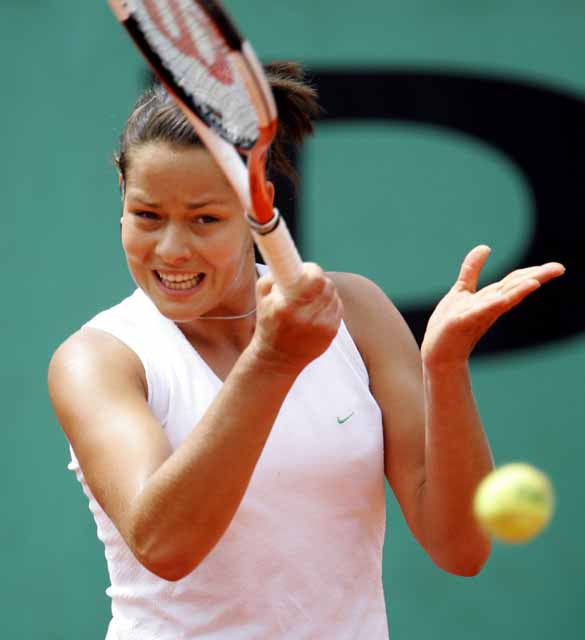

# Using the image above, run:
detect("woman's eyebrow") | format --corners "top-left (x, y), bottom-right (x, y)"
top-left (126, 194), bottom-right (218, 210)
top-left (126, 194), bottom-right (161, 208)
top-left (185, 199), bottom-right (217, 210)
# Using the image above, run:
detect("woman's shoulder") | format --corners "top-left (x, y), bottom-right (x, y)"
top-left (49, 326), bottom-right (146, 395)
top-left (327, 271), bottom-right (404, 327)
top-left (327, 271), bottom-right (418, 367)
top-left (48, 290), bottom-right (152, 397)
top-left (50, 288), bottom-right (159, 380)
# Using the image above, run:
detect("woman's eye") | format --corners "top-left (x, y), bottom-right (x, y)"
top-left (194, 215), bottom-right (219, 225)
top-left (133, 211), bottom-right (160, 221)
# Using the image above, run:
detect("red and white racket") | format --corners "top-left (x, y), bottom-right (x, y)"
top-left (108, 0), bottom-right (303, 290)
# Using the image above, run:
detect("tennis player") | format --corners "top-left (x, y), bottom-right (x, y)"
top-left (48, 64), bottom-right (564, 640)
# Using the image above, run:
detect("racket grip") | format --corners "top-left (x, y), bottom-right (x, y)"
top-left (250, 210), bottom-right (303, 291)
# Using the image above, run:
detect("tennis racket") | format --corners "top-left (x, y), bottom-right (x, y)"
top-left (108, 0), bottom-right (303, 290)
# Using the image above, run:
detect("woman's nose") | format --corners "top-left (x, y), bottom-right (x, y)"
top-left (155, 224), bottom-right (192, 264)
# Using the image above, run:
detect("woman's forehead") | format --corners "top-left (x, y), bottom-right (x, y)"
top-left (126, 143), bottom-right (235, 208)
top-left (126, 143), bottom-right (231, 192)
top-left (128, 142), bottom-right (210, 169)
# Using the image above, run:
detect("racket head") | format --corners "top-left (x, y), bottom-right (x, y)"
top-left (109, 0), bottom-right (276, 153)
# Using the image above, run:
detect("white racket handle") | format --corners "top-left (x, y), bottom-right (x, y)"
top-left (251, 211), bottom-right (303, 291)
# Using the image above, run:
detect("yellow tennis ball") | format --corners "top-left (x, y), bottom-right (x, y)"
top-left (473, 463), bottom-right (555, 544)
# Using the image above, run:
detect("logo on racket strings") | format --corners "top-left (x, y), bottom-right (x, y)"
top-left (142, 0), bottom-right (233, 85)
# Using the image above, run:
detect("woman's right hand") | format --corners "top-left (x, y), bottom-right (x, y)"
top-left (250, 263), bottom-right (343, 375)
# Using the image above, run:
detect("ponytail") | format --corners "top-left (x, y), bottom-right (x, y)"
top-left (264, 61), bottom-right (320, 184)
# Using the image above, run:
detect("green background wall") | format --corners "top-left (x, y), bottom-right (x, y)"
top-left (1, 1), bottom-right (583, 638)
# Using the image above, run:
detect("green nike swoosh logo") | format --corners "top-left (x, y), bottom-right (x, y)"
top-left (337, 412), bottom-right (355, 424)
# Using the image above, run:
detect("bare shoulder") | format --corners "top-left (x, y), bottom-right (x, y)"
top-left (327, 271), bottom-right (419, 368)
top-left (48, 328), bottom-right (147, 438)
top-left (329, 270), bottom-right (400, 312)
top-left (49, 328), bottom-right (146, 401)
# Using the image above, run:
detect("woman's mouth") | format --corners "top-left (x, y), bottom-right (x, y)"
top-left (154, 270), bottom-right (205, 291)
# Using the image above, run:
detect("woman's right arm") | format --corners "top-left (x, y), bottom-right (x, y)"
top-left (48, 265), bottom-right (341, 581)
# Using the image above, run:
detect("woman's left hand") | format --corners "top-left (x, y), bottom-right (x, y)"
top-left (421, 245), bottom-right (565, 370)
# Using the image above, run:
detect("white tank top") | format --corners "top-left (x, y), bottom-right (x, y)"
top-left (69, 276), bottom-right (388, 640)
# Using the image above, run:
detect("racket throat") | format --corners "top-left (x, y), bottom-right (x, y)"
top-left (248, 123), bottom-right (277, 224)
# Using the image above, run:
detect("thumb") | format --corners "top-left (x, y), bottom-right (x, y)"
top-left (455, 245), bottom-right (491, 292)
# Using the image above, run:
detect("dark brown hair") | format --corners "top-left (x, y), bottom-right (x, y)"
top-left (115, 61), bottom-right (319, 187)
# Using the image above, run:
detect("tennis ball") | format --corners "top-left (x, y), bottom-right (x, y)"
top-left (473, 463), bottom-right (554, 544)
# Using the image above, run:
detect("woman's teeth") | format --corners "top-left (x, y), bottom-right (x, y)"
top-left (156, 271), bottom-right (204, 290)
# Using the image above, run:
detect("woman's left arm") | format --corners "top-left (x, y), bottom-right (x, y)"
top-left (333, 246), bottom-right (564, 576)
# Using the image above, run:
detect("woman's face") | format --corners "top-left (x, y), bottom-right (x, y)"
top-left (121, 142), bottom-right (256, 323)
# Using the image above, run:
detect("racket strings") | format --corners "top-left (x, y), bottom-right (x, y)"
top-left (131, 0), bottom-right (259, 149)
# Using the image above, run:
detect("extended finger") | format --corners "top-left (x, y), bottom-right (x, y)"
top-left (521, 262), bottom-right (565, 284)
top-left (503, 262), bottom-right (565, 282)
top-left (497, 277), bottom-right (542, 309)
top-left (460, 278), bottom-right (541, 327)
top-left (494, 263), bottom-right (565, 294)
top-left (478, 275), bottom-right (536, 300)
top-left (455, 245), bottom-right (492, 293)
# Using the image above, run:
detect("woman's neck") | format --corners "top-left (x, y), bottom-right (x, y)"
top-left (177, 260), bottom-right (259, 351)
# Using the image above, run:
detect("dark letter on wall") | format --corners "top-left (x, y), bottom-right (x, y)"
top-left (274, 70), bottom-right (585, 355)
